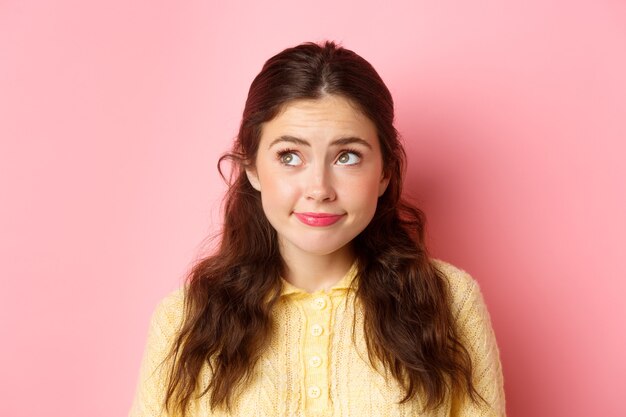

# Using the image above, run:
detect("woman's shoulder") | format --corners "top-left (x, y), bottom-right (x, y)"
top-left (430, 258), bottom-right (485, 319)
top-left (148, 286), bottom-right (186, 335)
top-left (431, 258), bottom-right (477, 287)
top-left (430, 259), bottom-right (506, 414)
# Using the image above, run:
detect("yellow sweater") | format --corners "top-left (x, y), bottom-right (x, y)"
top-left (129, 260), bottom-right (506, 416)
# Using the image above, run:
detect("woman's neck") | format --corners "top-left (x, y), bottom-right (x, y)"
top-left (279, 243), bottom-right (355, 293)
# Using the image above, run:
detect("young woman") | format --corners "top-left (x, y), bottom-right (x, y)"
top-left (129, 41), bottom-right (506, 417)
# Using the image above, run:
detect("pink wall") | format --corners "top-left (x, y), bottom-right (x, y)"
top-left (1, 1), bottom-right (624, 416)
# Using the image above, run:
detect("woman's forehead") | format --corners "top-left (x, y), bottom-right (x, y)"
top-left (260, 96), bottom-right (377, 144)
top-left (275, 95), bottom-right (365, 119)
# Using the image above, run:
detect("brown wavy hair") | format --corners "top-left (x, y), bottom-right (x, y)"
top-left (163, 41), bottom-right (483, 415)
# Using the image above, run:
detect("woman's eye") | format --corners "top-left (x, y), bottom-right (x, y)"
top-left (278, 150), bottom-right (360, 166)
top-left (336, 151), bottom-right (361, 165)
top-left (280, 152), bottom-right (302, 166)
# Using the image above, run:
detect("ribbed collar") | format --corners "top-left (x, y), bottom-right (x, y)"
top-left (279, 261), bottom-right (359, 297)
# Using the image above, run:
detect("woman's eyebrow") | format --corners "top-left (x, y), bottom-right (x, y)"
top-left (268, 135), bottom-right (372, 150)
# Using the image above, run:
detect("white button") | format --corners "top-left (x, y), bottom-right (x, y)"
top-left (307, 385), bottom-right (321, 398)
top-left (309, 356), bottom-right (322, 367)
top-left (312, 297), bottom-right (327, 310)
top-left (310, 324), bottom-right (323, 336)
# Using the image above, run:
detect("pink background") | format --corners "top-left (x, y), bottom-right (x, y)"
top-left (1, 1), bottom-right (625, 416)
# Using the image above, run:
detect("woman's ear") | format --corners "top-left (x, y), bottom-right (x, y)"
top-left (245, 167), bottom-right (261, 191)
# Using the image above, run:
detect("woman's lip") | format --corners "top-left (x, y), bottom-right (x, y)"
top-left (297, 212), bottom-right (343, 217)
top-left (294, 212), bottom-right (345, 226)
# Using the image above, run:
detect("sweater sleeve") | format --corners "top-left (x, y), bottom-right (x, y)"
top-left (444, 266), bottom-right (506, 417)
top-left (129, 289), bottom-right (185, 417)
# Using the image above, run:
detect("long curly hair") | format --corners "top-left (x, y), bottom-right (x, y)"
top-left (163, 41), bottom-right (483, 415)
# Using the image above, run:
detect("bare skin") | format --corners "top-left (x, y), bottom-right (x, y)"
top-left (246, 95), bottom-right (389, 292)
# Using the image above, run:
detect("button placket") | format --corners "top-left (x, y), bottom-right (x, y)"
top-left (299, 293), bottom-right (332, 414)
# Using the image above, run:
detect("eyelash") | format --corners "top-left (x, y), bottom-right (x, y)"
top-left (276, 148), bottom-right (363, 166)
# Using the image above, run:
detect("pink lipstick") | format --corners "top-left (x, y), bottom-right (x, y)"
top-left (294, 212), bottom-right (345, 227)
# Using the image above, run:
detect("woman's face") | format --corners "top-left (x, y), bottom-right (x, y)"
top-left (246, 95), bottom-right (389, 261)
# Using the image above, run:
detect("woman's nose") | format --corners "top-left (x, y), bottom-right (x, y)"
top-left (304, 165), bottom-right (336, 202)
